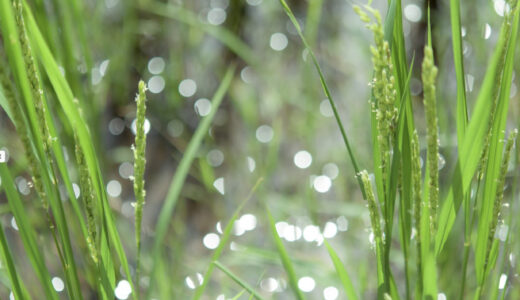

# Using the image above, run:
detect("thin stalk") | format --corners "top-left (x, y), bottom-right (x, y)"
top-left (134, 80), bottom-right (148, 293)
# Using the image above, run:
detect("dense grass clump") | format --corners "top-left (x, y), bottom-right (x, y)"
top-left (0, 0), bottom-right (519, 299)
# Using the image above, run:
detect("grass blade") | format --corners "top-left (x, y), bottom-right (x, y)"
top-left (22, 4), bottom-right (137, 298)
top-left (192, 178), bottom-right (264, 300)
top-left (266, 207), bottom-right (305, 300)
top-left (0, 165), bottom-right (58, 299)
top-left (278, 0), bottom-right (364, 196)
top-left (435, 4), bottom-right (519, 254)
top-left (449, 0), bottom-right (468, 144)
top-left (0, 215), bottom-right (29, 300)
top-left (475, 4), bottom-right (520, 287)
top-left (214, 261), bottom-right (266, 300)
top-left (149, 66), bottom-right (235, 294)
top-left (324, 241), bottom-right (359, 300)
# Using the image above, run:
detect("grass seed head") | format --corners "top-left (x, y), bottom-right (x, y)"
top-left (485, 129), bottom-right (518, 269)
top-left (422, 45), bottom-right (439, 233)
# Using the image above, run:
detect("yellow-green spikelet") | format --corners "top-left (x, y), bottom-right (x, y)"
top-left (354, 5), bottom-right (398, 198)
top-left (13, 0), bottom-right (52, 153)
top-left (360, 170), bottom-right (382, 242)
top-left (74, 132), bottom-right (98, 263)
top-left (485, 129), bottom-right (517, 269)
top-left (134, 80), bottom-right (148, 281)
top-left (0, 48), bottom-right (46, 204)
top-left (422, 45), bottom-right (439, 233)
top-left (411, 130), bottom-right (423, 291)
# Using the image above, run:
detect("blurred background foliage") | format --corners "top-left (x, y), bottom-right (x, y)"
top-left (0, 0), bottom-right (520, 299)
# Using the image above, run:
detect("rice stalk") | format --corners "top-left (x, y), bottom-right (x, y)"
top-left (74, 131), bottom-right (98, 263)
top-left (13, 0), bottom-right (52, 166)
top-left (0, 47), bottom-right (45, 211)
top-left (354, 5), bottom-right (398, 201)
top-left (359, 169), bottom-right (386, 291)
top-left (360, 170), bottom-right (382, 245)
top-left (484, 129), bottom-right (517, 271)
top-left (421, 45), bottom-right (439, 233)
top-left (411, 130), bottom-right (422, 294)
top-left (133, 80), bottom-right (148, 290)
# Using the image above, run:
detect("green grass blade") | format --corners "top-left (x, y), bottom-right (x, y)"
top-left (0, 86), bottom-right (14, 121)
top-left (213, 261), bottom-right (267, 300)
top-left (0, 215), bottom-right (29, 300)
top-left (230, 290), bottom-right (246, 300)
top-left (149, 66), bottom-right (235, 294)
top-left (278, 0), bottom-right (364, 196)
top-left (192, 178), bottom-right (264, 300)
top-left (1, 1), bottom-right (85, 297)
top-left (449, 0), bottom-right (468, 144)
top-left (324, 241), bottom-right (358, 300)
top-left (266, 207), bottom-right (305, 300)
top-left (304, 0), bottom-right (324, 46)
top-left (22, 5), bottom-right (137, 298)
top-left (435, 6), bottom-right (518, 254)
top-left (475, 4), bottom-right (520, 285)
top-left (0, 165), bottom-right (58, 300)
top-left (420, 167), bottom-right (438, 300)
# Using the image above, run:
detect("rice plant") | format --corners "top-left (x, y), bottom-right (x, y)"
top-left (0, 0), bottom-right (519, 299)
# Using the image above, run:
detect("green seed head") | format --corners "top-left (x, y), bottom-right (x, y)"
top-left (422, 45), bottom-right (439, 233)
top-left (134, 80), bottom-right (148, 282)
top-left (486, 129), bottom-right (518, 269)
top-left (360, 170), bottom-right (382, 243)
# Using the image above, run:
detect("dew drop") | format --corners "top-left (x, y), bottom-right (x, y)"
top-left (404, 4), bottom-right (422, 22)
top-left (194, 98), bottom-right (212, 116)
top-left (131, 118), bottom-right (151, 135)
top-left (323, 221), bottom-right (338, 238)
top-left (207, 8), bottom-right (227, 25)
top-left (109, 118), bottom-right (125, 135)
top-left (247, 156), bottom-right (256, 172)
top-left (213, 177), bottom-right (225, 195)
top-left (323, 163), bottom-right (339, 180)
top-left (179, 79), bottom-right (197, 97)
top-left (52, 277), bottom-right (65, 292)
top-left (72, 183), bottom-right (81, 199)
top-left (148, 76), bottom-right (165, 94)
top-left (337, 216), bottom-right (349, 232)
top-left (147, 57), bottom-right (165, 74)
top-left (303, 225), bottom-right (321, 242)
top-left (499, 273), bottom-right (507, 290)
top-left (323, 286), bottom-right (339, 300)
top-left (114, 280), bottom-right (132, 299)
top-left (484, 23), bottom-right (492, 40)
top-left (256, 125), bottom-right (274, 143)
top-left (294, 150), bottom-right (312, 169)
top-left (270, 33), bottom-right (288, 51)
top-left (313, 175), bottom-right (332, 193)
top-left (203, 233), bottom-right (220, 249)
top-left (298, 276), bottom-right (315, 293)
top-left (260, 277), bottom-right (278, 292)
top-left (320, 99), bottom-right (333, 117)
top-left (207, 149), bottom-right (224, 167)
top-left (119, 162), bottom-right (134, 179)
top-left (239, 214), bottom-right (257, 231)
top-left (107, 180), bottom-right (122, 198)
top-left (11, 217), bottom-right (18, 231)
